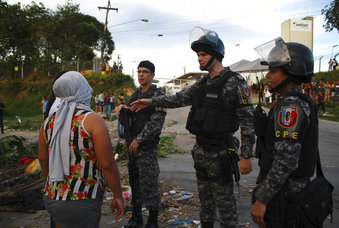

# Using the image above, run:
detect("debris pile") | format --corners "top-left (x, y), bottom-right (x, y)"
top-left (0, 160), bottom-right (44, 213)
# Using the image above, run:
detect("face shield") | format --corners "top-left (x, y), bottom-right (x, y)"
top-left (254, 37), bottom-right (291, 67)
top-left (189, 26), bottom-right (219, 48)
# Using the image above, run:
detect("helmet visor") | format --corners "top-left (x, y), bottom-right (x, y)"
top-left (189, 26), bottom-right (219, 47)
top-left (254, 37), bottom-right (291, 67)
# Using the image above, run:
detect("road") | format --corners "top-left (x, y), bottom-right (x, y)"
top-left (0, 106), bottom-right (338, 227)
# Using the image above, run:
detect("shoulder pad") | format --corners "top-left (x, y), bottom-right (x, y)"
top-left (273, 100), bottom-right (307, 141)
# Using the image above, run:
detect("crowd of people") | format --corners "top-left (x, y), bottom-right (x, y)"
top-left (255, 78), bottom-right (339, 115)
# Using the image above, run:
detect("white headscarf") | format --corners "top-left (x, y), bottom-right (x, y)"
top-left (48, 71), bottom-right (93, 182)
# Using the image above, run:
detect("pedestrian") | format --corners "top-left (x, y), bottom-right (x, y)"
top-left (115, 98), bottom-right (125, 140)
top-left (99, 92), bottom-right (104, 113)
top-left (335, 80), bottom-right (339, 102)
top-left (130, 27), bottom-right (255, 228)
top-left (310, 79), bottom-right (316, 99)
top-left (264, 85), bottom-right (271, 105)
top-left (324, 81), bottom-right (331, 103)
top-left (110, 93), bottom-right (115, 112)
top-left (317, 90), bottom-right (326, 114)
top-left (120, 93), bottom-right (125, 104)
top-left (0, 101), bottom-right (5, 134)
top-left (115, 60), bottom-right (167, 228)
top-left (333, 58), bottom-right (338, 71)
top-left (38, 71), bottom-right (124, 227)
top-left (251, 38), bottom-right (319, 227)
top-left (104, 92), bottom-right (111, 117)
top-left (95, 94), bottom-right (100, 113)
top-left (328, 58), bottom-right (333, 72)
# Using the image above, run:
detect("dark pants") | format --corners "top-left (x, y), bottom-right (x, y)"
top-left (317, 102), bottom-right (325, 113)
top-left (0, 116), bottom-right (3, 133)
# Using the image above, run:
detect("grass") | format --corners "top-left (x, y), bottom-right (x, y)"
top-left (4, 114), bottom-right (44, 131)
top-left (158, 136), bottom-right (185, 157)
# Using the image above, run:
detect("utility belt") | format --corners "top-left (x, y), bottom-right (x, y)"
top-left (195, 135), bottom-right (240, 184)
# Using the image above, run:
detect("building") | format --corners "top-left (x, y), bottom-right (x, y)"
top-left (164, 72), bottom-right (207, 94)
top-left (281, 17), bottom-right (313, 52)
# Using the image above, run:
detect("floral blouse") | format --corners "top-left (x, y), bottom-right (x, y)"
top-left (43, 110), bottom-right (105, 200)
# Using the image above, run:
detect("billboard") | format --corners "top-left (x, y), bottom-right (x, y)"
top-left (291, 20), bottom-right (312, 32)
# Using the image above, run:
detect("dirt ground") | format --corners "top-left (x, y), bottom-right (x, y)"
top-left (0, 107), bottom-right (256, 228)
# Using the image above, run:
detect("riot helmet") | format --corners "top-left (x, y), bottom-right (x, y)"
top-left (255, 37), bottom-right (314, 92)
top-left (190, 27), bottom-right (225, 70)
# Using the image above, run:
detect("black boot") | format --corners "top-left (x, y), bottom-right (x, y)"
top-left (144, 210), bottom-right (158, 228)
top-left (201, 221), bottom-right (214, 228)
top-left (124, 207), bottom-right (143, 228)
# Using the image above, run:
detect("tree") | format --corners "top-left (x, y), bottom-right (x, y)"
top-left (321, 0), bottom-right (339, 33)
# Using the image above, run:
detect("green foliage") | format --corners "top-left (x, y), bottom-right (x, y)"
top-left (0, 1), bottom-right (114, 77)
top-left (321, 0), bottom-right (339, 32)
top-left (0, 135), bottom-right (38, 166)
top-left (158, 136), bottom-right (185, 158)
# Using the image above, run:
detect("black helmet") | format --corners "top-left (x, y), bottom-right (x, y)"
top-left (255, 37), bottom-right (314, 93)
top-left (256, 37), bottom-right (313, 82)
top-left (190, 27), bottom-right (224, 63)
top-left (283, 42), bottom-right (314, 81)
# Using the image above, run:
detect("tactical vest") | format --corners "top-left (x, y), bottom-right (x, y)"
top-left (258, 90), bottom-right (318, 180)
top-left (186, 70), bottom-right (239, 141)
top-left (129, 85), bottom-right (161, 147)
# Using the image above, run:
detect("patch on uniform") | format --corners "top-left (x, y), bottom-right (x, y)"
top-left (155, 106), bottom-right (167, 113)
top-left (240, 81), bottom-right (252, 104)
top-left (278, 106), bottom-right (298, 128)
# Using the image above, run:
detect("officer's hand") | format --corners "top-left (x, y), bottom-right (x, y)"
top-left (251, 200), bottom-right (266, 227)
top-left (114, 104), bottom-right (127, 116)
top-left (239, 157), bottom-right (252, 174)
top-left (128, 139), bottom-right (139, 155)
top-left (129, 98), bottom-right (152, 112)
top-left (111, 197), bottom-right (124, 221)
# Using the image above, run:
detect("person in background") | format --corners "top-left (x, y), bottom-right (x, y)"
top-left (120, 93), bottom-right (125, 104)
top-left (333, 58), bottom-right (338, 71)
top-left (38, 71), bottom-right (124, 228)
top-left (99, 92), bottom-right (104, 113)
top-left (0, 101), bottom-right (5, 134)
top-left (324, 81), bottom-right (331, 103)
top-left (110, 93), bottom-right (115, 112)
top-left (328, 58), bottom-right (333, 72)
top-left (104, 92), bottom-right (111, 117)
top-left (95, 94), bottom-right (100, 113)
top-left (316, 90), bottom-right (326, 114)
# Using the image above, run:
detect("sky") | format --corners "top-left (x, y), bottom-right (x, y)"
top-left (5, 0), bottom-right (339, 85)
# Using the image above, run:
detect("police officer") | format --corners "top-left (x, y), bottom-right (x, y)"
top-left (115, 61), bottom-right (166, 228)
top-left (130, 27), bottom-right (255, 228)
top-left (251, 38), bottom-right (318, 227)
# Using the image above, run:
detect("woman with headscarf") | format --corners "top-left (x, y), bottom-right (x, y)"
top-left (38, 71), bottom-right (124, 228)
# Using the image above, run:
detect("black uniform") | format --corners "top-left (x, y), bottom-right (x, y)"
top-left (254, 86), bottom-right (318, 227)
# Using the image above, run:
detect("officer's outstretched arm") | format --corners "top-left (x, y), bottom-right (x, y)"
top-left (129, 98), bottom-right (152, 112)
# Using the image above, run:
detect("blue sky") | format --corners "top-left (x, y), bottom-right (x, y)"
top-left (6, 0), bottom-right (339, 84)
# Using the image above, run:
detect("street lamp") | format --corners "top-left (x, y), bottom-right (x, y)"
top-left (108, 19), bottom-right (149, 28)
top-left (332, 44), bottom-right (338, 58)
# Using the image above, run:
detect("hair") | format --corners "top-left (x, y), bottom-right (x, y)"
top-left (44, 71), bottom-right (68, 120)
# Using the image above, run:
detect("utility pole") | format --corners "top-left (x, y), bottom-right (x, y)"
top-left (98, 0), bottom-right (118, 67)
